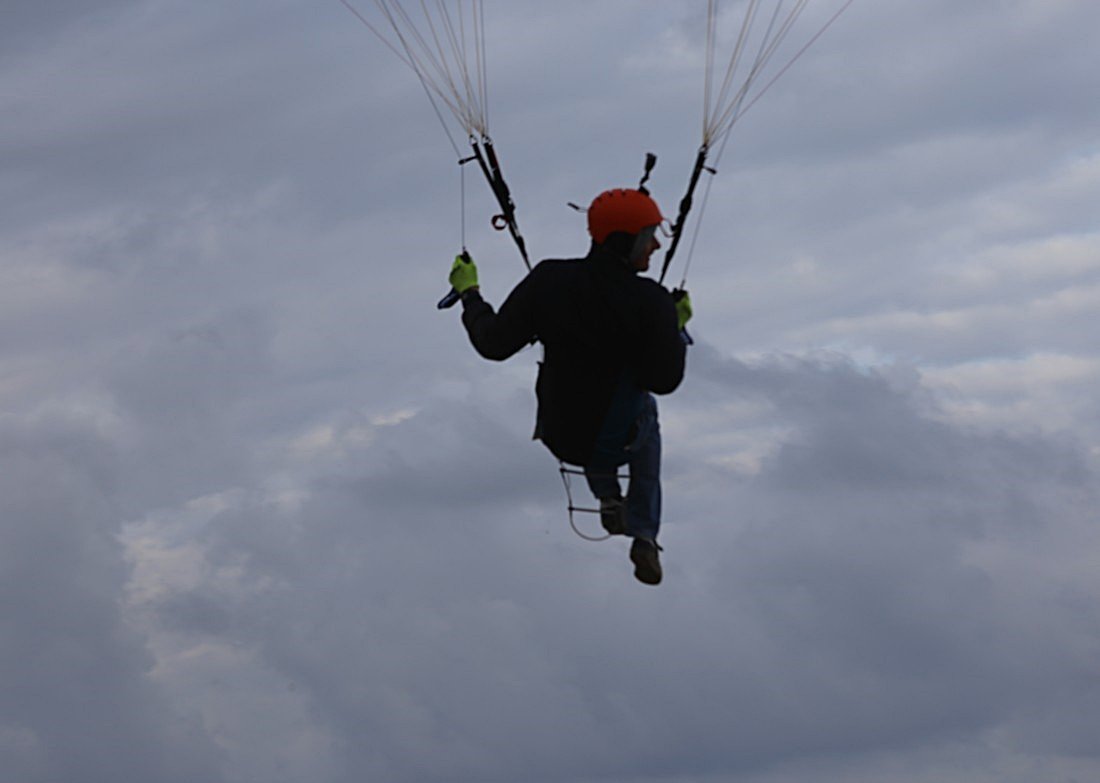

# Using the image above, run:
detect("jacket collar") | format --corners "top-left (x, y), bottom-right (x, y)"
top-left (585, 242), bottom-right (637, 276)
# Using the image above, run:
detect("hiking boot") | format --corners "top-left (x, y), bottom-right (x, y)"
top-left (630, 538), bottom-right (663, 585)
top-left (599, 496), bottom-right (627, 536)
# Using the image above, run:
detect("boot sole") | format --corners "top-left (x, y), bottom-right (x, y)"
top-left (630, 546), bottom-right (662, 586)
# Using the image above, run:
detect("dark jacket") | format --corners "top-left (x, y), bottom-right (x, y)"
top-left (460, 243), bottom-right (686, 465)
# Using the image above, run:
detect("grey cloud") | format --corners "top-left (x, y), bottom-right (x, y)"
top-left (103, 309), bottom-right (280, 513)
top-left (4, 2), bottom-right (1100, 781)
top-left (741, 1), bottom-right (1100, 161)
top-left (113, 346), bottom-right (1100, 782)
top-left (0, 1), bottom-right (137, 59)
top-left (0, 416), bottom-right (224, 782)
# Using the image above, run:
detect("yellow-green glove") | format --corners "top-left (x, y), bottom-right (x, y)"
top-left (673, 288), bottom-right (693, 330)
top-left (448, 252), bottom-right (479, 294)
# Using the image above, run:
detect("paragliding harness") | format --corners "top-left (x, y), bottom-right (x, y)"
top-left (343, 0), bottom-right (857, 542)
top-left (553, 154), bottom-right (666, 542)
top-left (558, 466), bottom-right (631, 542)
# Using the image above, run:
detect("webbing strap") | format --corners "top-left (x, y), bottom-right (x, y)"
top-left (659, 145), bottom-right (712, 285)
top-left (467, 136), bottom-right (531, 272)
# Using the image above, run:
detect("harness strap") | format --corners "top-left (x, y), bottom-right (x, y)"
top-left (658, 145), bottom-right (714, 285)
top-left (559, 464), bottom-right (630, 542)
top-left (467, 136), bottom-right (531, 271)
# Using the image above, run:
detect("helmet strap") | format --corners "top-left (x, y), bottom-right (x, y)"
top-left (628, 225), bottom-right (657, 266)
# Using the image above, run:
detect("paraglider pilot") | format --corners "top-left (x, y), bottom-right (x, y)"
top-left (446, 189), bottom-right (692, 585)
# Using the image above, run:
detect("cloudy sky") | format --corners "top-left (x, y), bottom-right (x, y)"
top-left (3, 1), bottom-right (1100, 781)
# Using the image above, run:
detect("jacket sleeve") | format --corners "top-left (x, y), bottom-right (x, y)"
top-left (635, 286), bottom-right (686, 394)
top-left (459, 271), bottom-right (539, 361)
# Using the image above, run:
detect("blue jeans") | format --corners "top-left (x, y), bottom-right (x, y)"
top-left (584, 377), bottom-right (662, 542)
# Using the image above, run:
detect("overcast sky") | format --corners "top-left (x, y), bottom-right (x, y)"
top-left (3, 1), bottom-right (1100, 781)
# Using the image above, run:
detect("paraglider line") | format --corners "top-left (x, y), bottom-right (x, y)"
top-left (665, 0), bottom-right (858, 289)
top-left (725, 0), bottom-right (858, 135)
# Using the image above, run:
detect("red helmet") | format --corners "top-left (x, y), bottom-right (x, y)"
top-left (587, 189), bottom-right (663, 244)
